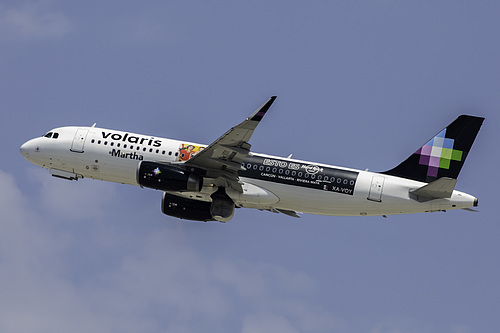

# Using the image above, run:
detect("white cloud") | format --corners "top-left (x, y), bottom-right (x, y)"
top-left (94, 232), bottom-right (230, 322)
top-left (0, 169), bottom-right (91, 332)
top-left (0, 1), bottom-right (72, 40)
top-left (3, 168), bottom-right (473, 333)
top-left (127, 15), bottom-right (166, 43)
top-left (242, 313), bottom-right (300, 333)
top-left (370, 315), bottom-right (432, 333)
top-left (451, 324), bottom-right (471, 333)
top-left (28, 167), bottom-right (117, 219)
top-left (0, 168), bottom-right (342, 332)
top-left (2, 164), bottom-right (478, 333)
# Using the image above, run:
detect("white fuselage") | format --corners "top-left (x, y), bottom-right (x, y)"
top-left (20, 126), bottom-right (477, 217)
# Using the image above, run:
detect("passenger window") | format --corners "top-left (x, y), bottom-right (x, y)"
top-left (110, 142), bottom-right (114, 146)
top-left (168, 151), bottom-right (172, 156)
top-left (91, 139), bottom-right (95, 144)
top-left (143, 147), bottom-right (147, 152)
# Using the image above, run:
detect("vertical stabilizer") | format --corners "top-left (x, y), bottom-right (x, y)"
top-left (383, 115), bottom-right (484, 183)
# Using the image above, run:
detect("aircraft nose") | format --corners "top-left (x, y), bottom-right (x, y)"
top-left (20, 139), bottom-right (40, 160)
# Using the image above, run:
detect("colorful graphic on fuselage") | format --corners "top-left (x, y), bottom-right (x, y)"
top-left (178, 144), bottom-right (205, 161)
top-left (241, 155), bottom-right (358, 195)
top-left (415, 129), bottom-right (463, 178)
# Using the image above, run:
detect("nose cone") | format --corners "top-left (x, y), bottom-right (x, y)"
top-left (20, 139), bottom-right (40, 161)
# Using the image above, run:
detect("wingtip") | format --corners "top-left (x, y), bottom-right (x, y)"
top-left (249, 96), bottom-right (277, 122)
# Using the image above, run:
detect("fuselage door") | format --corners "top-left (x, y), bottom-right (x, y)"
top-left (70, 129), bottom-right (89, 153)
top-left (368, 175), bottom-right (385, 202)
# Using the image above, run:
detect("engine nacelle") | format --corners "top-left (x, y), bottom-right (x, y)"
top-left (137, 161), bottom-right (202, 192)
top-left (210, 187), bottom-right (235, 222)
top-left (161, 189), bottom-right (236, 222)
top-left (162, 193), bottom-right (215, 222)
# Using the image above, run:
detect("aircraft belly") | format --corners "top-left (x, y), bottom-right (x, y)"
top-left (244, 178), bottom-right (365, 216)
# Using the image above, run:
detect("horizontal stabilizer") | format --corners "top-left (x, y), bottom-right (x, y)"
top-left (410, 177), bottom-right (457, 199)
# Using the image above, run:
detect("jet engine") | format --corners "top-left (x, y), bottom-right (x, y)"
top-left (162, 193), bottom-right (215, 221)
top-left (161, 189), bottom-right (235, 222)
top-left (137, 161), bottom-right (202, 192)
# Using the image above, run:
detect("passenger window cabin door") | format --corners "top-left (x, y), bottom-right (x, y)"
top-left (368, 175), bottom-right (385, 202)
top-left (70, 129), bottom-right (89, 153)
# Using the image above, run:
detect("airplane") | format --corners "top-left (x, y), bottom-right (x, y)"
top-left (20, 97), bottom-right (484, 222)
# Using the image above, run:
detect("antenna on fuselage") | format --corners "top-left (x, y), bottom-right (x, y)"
top-left (91, 123), bottom-right (96, 128)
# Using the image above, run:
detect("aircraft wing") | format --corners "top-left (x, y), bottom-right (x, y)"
top-left (183, 96), bottom-right (277, 192)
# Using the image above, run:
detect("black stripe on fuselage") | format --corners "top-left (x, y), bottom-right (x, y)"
top-left (240, 155), bottom-right (359, 196)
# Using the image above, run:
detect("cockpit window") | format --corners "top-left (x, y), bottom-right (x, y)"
top-left (44, 132), bottom-right (59, 139)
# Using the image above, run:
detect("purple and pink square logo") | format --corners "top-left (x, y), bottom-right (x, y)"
top-left (415, 129), bottom-right (463, 177)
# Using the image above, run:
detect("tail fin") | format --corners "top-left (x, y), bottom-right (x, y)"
top-left (383, 115), bottom-right (484, 183)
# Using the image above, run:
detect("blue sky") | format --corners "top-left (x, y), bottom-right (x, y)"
top-left (1, 1), bottom-right (499, 332)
